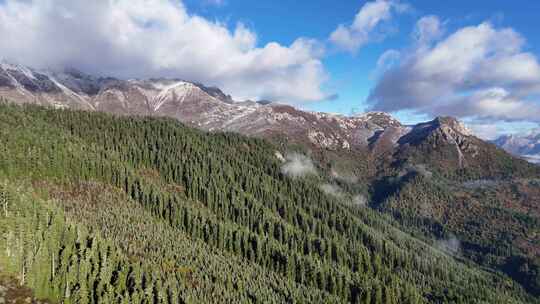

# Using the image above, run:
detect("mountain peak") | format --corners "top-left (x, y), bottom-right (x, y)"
top-left (194, 83), bottom-right (234, 104)
top-left (0, 61), bottom-right (64, 94)
top-left (357, 111), bottom-right (402, 128)
top-left (397, 115), bottom-right (478, 169)
top-left (60, 67), bottom-right (101, 81)
top-left (431, 116), bottom-right (473, 136)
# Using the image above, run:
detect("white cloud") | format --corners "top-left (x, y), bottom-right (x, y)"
top-left (369, 20), bottom-right (540, 122)
top-left (320, 184), bottom-right (368, 207)
top-left (468, 123), bottom-right (499, 140)
top-left (435, 234), bottom-right (461, 255)
top-left (330, 168), bottom-right (358, 183)
top-left (281, 153), bottom-right (317, 178)
top-left (376, 49), bottom-right (401, 67)
top-left (0, 0), bottom-right (327, 102)
top-left (434, 87), bottom-right (540, 122)
top-left (413, 15), bottom-right (444, 45)
top-left (319, 183), bottom-right (345, 198)
top-left (351, 194), bottom-right (367, 207)
top-left (329, 0), bottom-right (408, 53)
top-left (373, 49), bottom-right (400, 77)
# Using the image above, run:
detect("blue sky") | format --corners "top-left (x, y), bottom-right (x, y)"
top-left (0, 0), bottom-right (539, 138)
top-left (185, 1), bottom-right (539, 105)
top-left (183, 0), bottom-right (540, 137)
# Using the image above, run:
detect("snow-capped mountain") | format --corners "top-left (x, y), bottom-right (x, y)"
top-left (493, 132), bottom-right (540, 164)
top-left (0, 62), bottom-right (410, 151)
top-left (0, 61), bottom-right (520, 172)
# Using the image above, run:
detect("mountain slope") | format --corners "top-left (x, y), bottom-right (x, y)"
top-left (392, 117), bottom-right (538, 180)
top-left (0, 62), bottom-right (400, 153)
top-left (375, 172), bottom-right (540, 296)
top-left (0, 103), bottom-right (535, 303)
top-left (3, 62), bottom-right (536, 177)
top-left (2, 63), bottom-right (540, 299)
top-left (4, 62), bottom-right (536, 181)
top-left (367, 117), bottom-right (540, 295)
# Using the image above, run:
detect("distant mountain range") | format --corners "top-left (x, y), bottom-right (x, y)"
top-left (0, 61), bottom-right (536, 171)
top-left (493, 132), bottom-right (540, 164)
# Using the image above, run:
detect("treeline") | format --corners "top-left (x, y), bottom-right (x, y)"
top-left (0, 103), bottom-right (535, 303)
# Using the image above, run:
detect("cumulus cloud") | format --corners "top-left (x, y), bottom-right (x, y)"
top-left (372, 49), bottom-right (401, 78)
top-left (412, 15), bottom-right (444, 45)
top-left (467, 123), bottom-right (500, 140)
top-left (281, 153), bottom-right (317, 178)
top-left (369, 19), bottom-right (540, 122)
top-left (0, 0), bottom-right (328, 102)
top-left (434, 88), bottom-right (540, 122)
top-left (329, 0), bottom-right (408, 53)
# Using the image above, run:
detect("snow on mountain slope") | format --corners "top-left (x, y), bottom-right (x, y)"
top-left (0, 62), bottom-right (95, 110)
top-left (494, 131), bottom-right (540, 164)
top-left (152, 81), bottom-right (198, 111)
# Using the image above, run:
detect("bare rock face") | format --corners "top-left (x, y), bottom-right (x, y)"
top-left (399, 117), bottom-right (473, 146)
top-left (394, 116), bottom-right (489, 170)
top-left (0, 68), bottom-right (15, 88)
top-left (356, 111), bottom-right (402, 129)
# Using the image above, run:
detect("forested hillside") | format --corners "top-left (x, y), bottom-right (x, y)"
top-left (362, 117), bottom-right (540, 296)
top-left (0, 103), bottom-right (536, 303)
top-left (377, 173), bottom-right (540, 296)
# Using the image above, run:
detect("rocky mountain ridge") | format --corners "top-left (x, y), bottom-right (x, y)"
top-left (0, 62), bottom-right (514, 172)
top-left (493, 131), bottom-right (540, 164)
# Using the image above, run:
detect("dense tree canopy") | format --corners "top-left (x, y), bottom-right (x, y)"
top-left (0, 103), bottom-right (536, 303)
